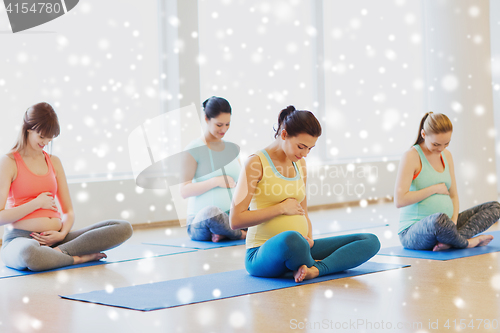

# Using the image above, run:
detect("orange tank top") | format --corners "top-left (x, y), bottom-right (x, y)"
top-left (6, 151), bottom-right (61, 220)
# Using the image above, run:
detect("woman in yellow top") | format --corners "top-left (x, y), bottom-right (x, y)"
top-left (230, 106), bottom-right (380, 282)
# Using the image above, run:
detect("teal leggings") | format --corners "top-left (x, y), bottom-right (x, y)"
top-left (245, 231), bottom-right (380, 277)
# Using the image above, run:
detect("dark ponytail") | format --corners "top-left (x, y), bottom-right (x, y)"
top-left (202, 96), bottom-right (232, 119)
top-left (274, 105), bottom-right (322, 139)
top-left (413, 112), bottom-right (453, 146)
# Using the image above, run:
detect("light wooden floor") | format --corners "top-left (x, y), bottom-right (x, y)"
top-left (1, 203), bottom-right (500, 333)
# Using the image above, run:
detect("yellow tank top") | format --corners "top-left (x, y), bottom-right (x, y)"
top-left (246, 150), bottom-right (308, 249)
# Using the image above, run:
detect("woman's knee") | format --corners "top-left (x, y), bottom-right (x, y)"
top-left (362, 233), bottom-right (381, 254)
top-left (198, 206), bottom-right (224, 219)
top-left (279, 231), bottom-right (309, 253)
top-left (431, 213), bottom-right (452, 226)
top-left (487, 201), bottom-right (500, 213)
top-left (18, 241), bottom-right (46, 271)
top-left (114, 220), bottom-right (133, 241)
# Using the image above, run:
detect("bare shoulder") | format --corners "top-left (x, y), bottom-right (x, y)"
top-left (443, 149), bottom-right (454, 163)
top-left (48, 154), bottom-right (62, 165)
top-left (0, 153), bottom-right (16, 169)
top-left (48, 154), bottom-right (64, 173)
top-left (0, 154), bottom-right (16, 179)
top-left (245, 154), bottom-right (262, 168)
top-left (402, 147), bottom-right (420, 164)
top-left (244, 154), bottom-right (263, 177)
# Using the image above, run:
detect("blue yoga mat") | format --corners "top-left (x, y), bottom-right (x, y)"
top-left (312, 220), bottom-right (388, 236)
top-left (60, 261), bottom-right (409, 311)
top-left (143, 238), bottom-right (245, 249)
top-left (144, 221), bottom-right (388, 250)
top-left (378, 230), bottom-right (500, 260)
top-left (0, 244), bottom-right (196, 279)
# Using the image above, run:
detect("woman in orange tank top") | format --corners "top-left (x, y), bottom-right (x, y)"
top-left (0, 102), bottom-right (132, 271)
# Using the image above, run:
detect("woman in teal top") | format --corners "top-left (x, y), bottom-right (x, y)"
top-left (180, 97), bottom-right (246, 242)
top-left (394, 112), bottom-right (500, 251)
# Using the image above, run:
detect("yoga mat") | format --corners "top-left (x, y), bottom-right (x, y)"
top-left (60, 261), bottom-right (409, 311)
top-left (312, 220), bottom-right (388, 236)
top-left (143, 238), bottom-right (245, 250)
top-left (143, 221), bottom-right (388, 249)
top-left (0, 244), bottom-right (196, 279)
top-left (378, 230), bottom-right (500, 260)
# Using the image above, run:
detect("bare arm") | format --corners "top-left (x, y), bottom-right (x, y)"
top-left (230, 155), bottom-right (304, 230)
top-left (179, 151), bottom-right (234, 199)
top-left (445, 150), bottom-right (459, 223)
top-left (394, 148), bottom-right (449, 208)
top-left (298, 159), bottom-right (313, 239)
top-left (298, 159), bottom-right (315, 248)
top-left (52, 155), bottom-right (74, 236)
top-left (0, 154), bottom-right (54, 226)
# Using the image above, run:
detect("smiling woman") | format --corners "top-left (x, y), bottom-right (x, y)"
top-left (180, 96), bottom-right (246, 243)
top-left (230, 105), bottom-right (380, 283)
top-left (0, 102), bottom-right (132, 271)
top-left (394, 112), bottom-right (500, 251)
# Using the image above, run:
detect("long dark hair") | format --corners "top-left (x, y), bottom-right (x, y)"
top-left (274, 105), bottom-right (322, 138)
top-left (12, 102), bottom-right (60, 152)
top-left (202, 96), bottom-right (232, 119)
top-left (413, 112), bottom-right (453, 146)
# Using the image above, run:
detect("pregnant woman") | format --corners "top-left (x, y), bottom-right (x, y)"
top-left (0, 102), bottom-right (132, 271)
top-left (230, 105), bottom-right (380, 282)
top-left (180, 96), bottom-right (246, 242)
top-left (394, 112), bottom-right (500, 251)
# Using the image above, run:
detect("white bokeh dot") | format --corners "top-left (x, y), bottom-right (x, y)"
top-left (177, 287), bottom-right (194, 304)
top-left (229, 311), bottom-right (246, 328)
top-left (116, 193), bottom-right (125, 202)
top-left (474, 105), bottom-right (485, 116)
top-left (441, 74), bottom-right (459, 92)
top-left (491, 274), bottom-right (500, 290)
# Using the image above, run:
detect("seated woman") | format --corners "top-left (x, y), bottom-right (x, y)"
top-left (0, 102), bottom-right (133, 271)
top-left (230, 106), bottom-right (380, 282)
top-left (180, 96), bottom-right (246, 242)
top-left (394, 112), bottom-right (500, 251)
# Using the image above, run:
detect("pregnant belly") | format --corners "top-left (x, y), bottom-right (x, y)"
top-left (11, 217), bottom-right (63, 233)
top-left (420, 194), bottom-right (454, 218)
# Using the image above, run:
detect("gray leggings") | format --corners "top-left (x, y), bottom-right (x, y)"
top-left (186, 206), bottom-right (242, 241)
top-left (399, 201), bottom-right (500, 250)
top-left (1, 220), bottom-right (133, 271)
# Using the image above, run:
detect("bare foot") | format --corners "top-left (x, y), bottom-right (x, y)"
top-left (432, 242), bottom-right (451, 252)
top-left (467, 234), bottom-right (494, 248)
top-left (293, 265), bottom-right (320, 283)
top-left (240, 230), bottom-right (247, 240)
top-left (211, 234), bottom-right (226, 243)
top-left (73, 253), bottom-right (107, 265)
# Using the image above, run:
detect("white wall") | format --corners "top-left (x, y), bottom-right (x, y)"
top-left (422, 0), bottom-right (498, 209)
top-left (491, 0), bottom-right (500, 193)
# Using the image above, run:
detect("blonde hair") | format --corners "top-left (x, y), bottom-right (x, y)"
top-left (12, 102), bottom-right (60, 152)
top-left (413, 112), bottom-right (453, 146)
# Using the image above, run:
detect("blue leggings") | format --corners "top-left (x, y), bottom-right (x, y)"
top-left (186, 206), bottom-right (242, 241)
top-left (245, 231), bottom-right (380, 277)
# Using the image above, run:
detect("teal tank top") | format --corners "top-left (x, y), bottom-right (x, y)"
top-left (398, 144), bottom-right (454, 233)
top-left (185, 137), bottom-right (241, 217)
